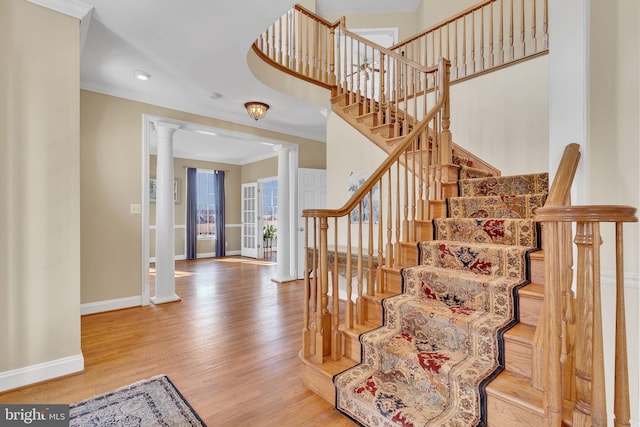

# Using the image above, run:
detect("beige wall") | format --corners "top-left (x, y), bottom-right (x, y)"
top-left (0, 0), bottom-right (82, 377)
top-left (449, 56), bottom-right (549, 176)
top-left (242, 157), bottom-right (278, 184)
top-left (416, 0), bottom-right (479, 33)
top-left (80, 90), bottom-right (326, 305)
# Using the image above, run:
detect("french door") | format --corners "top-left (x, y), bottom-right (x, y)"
top-left (241, 182), bottom-right (263, 258)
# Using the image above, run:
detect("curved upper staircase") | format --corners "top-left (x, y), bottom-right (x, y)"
top-left (251, 3), bottom-right (636, 426)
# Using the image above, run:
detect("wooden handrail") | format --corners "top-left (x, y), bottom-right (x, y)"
top-left (302, 63), bottom-right (447, 220)
top-left (255, 4), bottom-right (455, 365)
top-left (535, 144), bottom-right (637, 426)
top-left (391, 0), bottom-right (549, 81)
top-left (545, 143), bottom-right (581, 206)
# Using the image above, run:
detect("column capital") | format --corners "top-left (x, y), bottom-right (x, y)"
top-left (154, 121), bottom-right (181, 134)
top-left (273, 144), bottom-right (291, 155)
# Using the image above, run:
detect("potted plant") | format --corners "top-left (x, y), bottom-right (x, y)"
top-left (263, 224), bottom-right (277, 249)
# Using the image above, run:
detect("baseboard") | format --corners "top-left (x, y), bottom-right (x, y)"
top-left (197, 252), bottom-right (215, 258)
top-left (601, 270), bottom-right (639, 290)
top-left (80, 295), bottom-right (141, 315)
top-left (226, 250), bottom-right (241, 256)
top-left (0, 354), bottom-right (84, 393)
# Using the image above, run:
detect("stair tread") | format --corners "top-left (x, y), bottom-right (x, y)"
top-left (504, 322), bottom-right (535, 344)
top-left (340, 320), bottom-right (378, 337)
top-left (362, 291), bottom-right (398, 303)
top-left (529, 250), bottom-right (544, 260)
top-left (301, 353), bottom-right (358, 377)
top-left (519, 282), bottom-right (544, 298)
top-left (486, 370), bottom-right (544, 414)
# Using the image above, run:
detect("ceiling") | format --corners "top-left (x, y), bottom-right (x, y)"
top-left (72, 0), bottom-right (419, 164)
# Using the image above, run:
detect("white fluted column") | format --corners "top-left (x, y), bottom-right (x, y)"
top-left (151, 122), bottom-right (181, 304)
top-left (273, 145), bottom-right (295, 283)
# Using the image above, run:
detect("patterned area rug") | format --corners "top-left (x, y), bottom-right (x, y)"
top-left (70, 375), bottom-right (206, 427)
top-left (334, 172), bottom-right (548, 426)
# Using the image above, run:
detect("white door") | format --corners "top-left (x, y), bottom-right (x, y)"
top-left (296, 168), bottom-right (327, 278)
top-left (241, 182), bottom-right (264, 258)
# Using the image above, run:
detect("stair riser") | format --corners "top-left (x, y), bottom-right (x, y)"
top-left (301, 363), bottom-right (336, 405)
top-left (530, 255), bottom-right (544, 284)
top-left (356, 112), bottom-right (379, 128)
top-left (343, 332), bottom-right (361, 362)
top-left (342, 101), bottom-right (362, 116)
top-left (364, 297), bottom-right (382, 324)
top-left (398, 243), bottom-right (418, 267)
top-left (382, 270), bottom-right (402, 294)
top-left (518, 292), bottom-right (543, 327)
top-left (415, 220), bottom-right (433, 242)
top-left (485, 394), bottom-right (545, 426)
top-left (371, 124), bottom-right (395, 139)
top-left (504, 338), bottom-right (533, 378)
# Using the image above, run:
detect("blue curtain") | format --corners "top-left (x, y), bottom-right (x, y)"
top-left (214, 170), bottom-right (226, 257)
top-left (186, 167), bottom-right (198, 259)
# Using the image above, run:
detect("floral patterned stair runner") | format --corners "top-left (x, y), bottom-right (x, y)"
top-left (334, 171), bottom-right (548, 426)
top-left (458, 165), bottom-right (493, 180)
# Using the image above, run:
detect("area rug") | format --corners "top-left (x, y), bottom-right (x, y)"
top-left (70, 375), bottom-right (206, 427)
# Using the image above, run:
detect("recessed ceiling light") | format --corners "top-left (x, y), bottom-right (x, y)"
top-left (210, 93), bottom-right (223, 100)
top-left (134, 70), bottom-right (151, 80)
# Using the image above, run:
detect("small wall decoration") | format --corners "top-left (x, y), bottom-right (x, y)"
top-left (150, 178), bottom-right (180, 204)
top-left (348, 172), bottom-right (380, 223)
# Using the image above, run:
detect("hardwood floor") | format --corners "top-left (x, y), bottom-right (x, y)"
top-left (0, 257), bottom-right (355, 426)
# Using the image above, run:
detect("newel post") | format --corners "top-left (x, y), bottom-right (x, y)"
top-left (313, 216), bottom-right (332, 363)
top-left (572, 221), bottom-right (606, 426)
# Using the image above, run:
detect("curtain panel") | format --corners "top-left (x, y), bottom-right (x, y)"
top-left (186, 167), bottom-right (198, 259)
top-left (214, 171), bottom-right (225, 257)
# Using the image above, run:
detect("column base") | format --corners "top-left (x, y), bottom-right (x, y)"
top-left (150, 294), bottom-right (181, 305)
top-left (271, 276), bottom-right (297, 284)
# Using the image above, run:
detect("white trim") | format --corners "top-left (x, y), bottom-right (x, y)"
top-left (0, 354), bottom-right (84, 393)
top-left (601, 270), bottom-right (640, 290)
top-left (226, 250), bottom-right (241, 256)
top-left (150, 294), bottom-right (181, 305)
top-left (81, 295), bottom-right (141, 315)
top-left (27, 0), bottom-right (92, 19)
top-left (226, 223), bottom-right (241, 228)
top-left (197, 252), bottom-right (216, 259)
top-left (141, 116), bottom-right (153, 305)
top-left (149, 255), bottom-right (186, 263)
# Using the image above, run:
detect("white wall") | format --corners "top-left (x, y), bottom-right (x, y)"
top-left (450, 56), bottom-right (549, 175)
top-left (550, 0), bottom-right (639, 424)
top-left (326, 112), bottom-right (388, 208)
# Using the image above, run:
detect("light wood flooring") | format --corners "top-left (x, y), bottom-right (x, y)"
top-left (0, 257), bottom-right (355, 426)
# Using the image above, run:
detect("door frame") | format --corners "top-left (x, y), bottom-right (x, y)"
top-left (141, 114), bottom-right (300, 303)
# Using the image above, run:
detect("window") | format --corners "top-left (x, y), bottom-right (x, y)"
top-left (196, 170), bottom-right (216, 238)
top-left (262, 179), bottom-right (278, 231)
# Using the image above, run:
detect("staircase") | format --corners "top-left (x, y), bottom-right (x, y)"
top-left (255, 3), bottom-right (636, 426)
top-left (335, 170), bottom-right (549, 426)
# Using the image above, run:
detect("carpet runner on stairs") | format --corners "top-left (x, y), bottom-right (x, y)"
top-left (334, 172), bottom-right (548, 426)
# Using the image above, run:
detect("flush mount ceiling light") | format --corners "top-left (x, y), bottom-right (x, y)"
top-left (244, 101), bottom-right (270, 121)
top-left (133, 70), bottom-right (151, 80)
